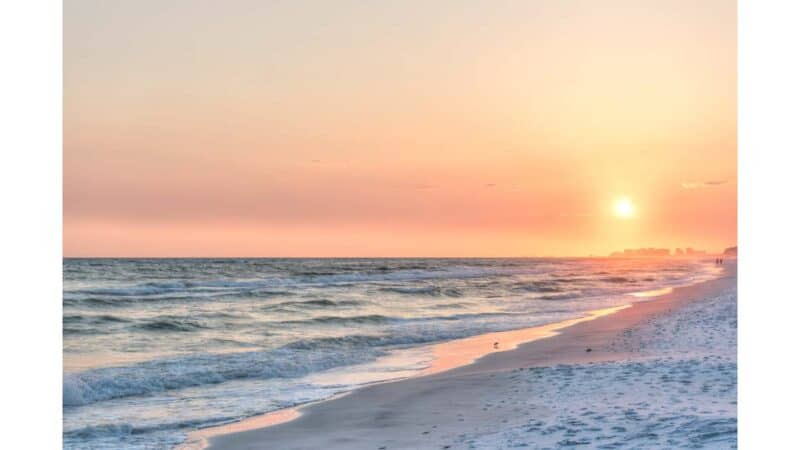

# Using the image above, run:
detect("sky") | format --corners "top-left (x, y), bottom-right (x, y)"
top-left (64, 0), bottom-right (736, 257)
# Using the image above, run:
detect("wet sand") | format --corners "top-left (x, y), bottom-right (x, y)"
top-left (197, 262), bottom-right (736, 450)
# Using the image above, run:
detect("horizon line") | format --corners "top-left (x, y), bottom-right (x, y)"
top-left (62, 254), bottom-right (731, 259)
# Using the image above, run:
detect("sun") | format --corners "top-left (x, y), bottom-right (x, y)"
top-left (613, 198), bottom-right (635, 218)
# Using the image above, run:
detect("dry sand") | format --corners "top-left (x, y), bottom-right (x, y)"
top-left (195, 263), bottom-right (736, 450)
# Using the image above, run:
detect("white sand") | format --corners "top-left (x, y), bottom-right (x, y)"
top-left (200, 264), bottom-right (737, 450)
top-left (465, 281), bottom-right (737, 448)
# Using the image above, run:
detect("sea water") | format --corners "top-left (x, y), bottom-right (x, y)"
top-left (63, 258), bottom-right (721, 449)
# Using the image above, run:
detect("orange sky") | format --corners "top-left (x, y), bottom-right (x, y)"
top-left (64, 0), bottom-right (736, 257)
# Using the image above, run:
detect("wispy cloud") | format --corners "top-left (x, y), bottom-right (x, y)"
top-left (681, 180), bottom-right (729, 190)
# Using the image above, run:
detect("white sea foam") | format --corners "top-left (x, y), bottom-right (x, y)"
top-left (63, 345), bottom-right (385, 407)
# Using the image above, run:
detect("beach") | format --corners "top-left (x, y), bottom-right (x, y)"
top-left (200, 262), bottom-right (737, 450)
top-left (62, 258), bottom-right (727, 448)
top-left (61, 2), bottom-right (740, 448)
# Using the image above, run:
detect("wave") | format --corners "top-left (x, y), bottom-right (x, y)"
top-left (602, 276), bottom-right (633, 283)
top-left (276, 315), bottom-right (394, 326)
top-left (69, 281), bottom-right (198, 297)
top-left (261, 299), bottom-right (363, 311)
top-left (64, 417), bottom-right (236, 444)
top-left (63, 265), bottom-right (545, 306)
top-left (431, 302), bottom-right (469, 309)
top-left (305, 266), bottom-right (543, 285)
top-left (63, 314), bottom-right (132, 335)
top-left (65, 314), bottom-right (233, 335)
top-left (64, 288), bottom-right (294, 307)
top-left (283, 334), bottom-right (397, 350)
top-left (510, 282), bottom-right (562, 293)
top-left (64, 309), bottom-right (523, 408)
top-left (539, 293), bottom-right (579, 301)
top-left (276, 311), bottom-right (512, 327)
top-left (379, 286), bottom-right (463, 297)
top-left (63, 314), bottom-right (131, 324)
top-left (63, 343), bottom-right (387, 407)
top-left (64, 327), bottom-right (108, 336)
top-left (134, 317), bottom-right (209, 332)
top-left (548, 277), bottom-right (592, 283)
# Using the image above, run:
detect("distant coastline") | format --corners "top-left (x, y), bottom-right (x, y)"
top-left (608, 245), bottom-right (737, 258)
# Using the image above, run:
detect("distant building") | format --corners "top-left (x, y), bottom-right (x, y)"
top-left (608, 246), bottom-right (711, 258)
top-left (610, 247), bottom-right (670, 257)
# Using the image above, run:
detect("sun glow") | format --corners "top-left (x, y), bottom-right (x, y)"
top-left (613, 198), bottom-right (635, 218)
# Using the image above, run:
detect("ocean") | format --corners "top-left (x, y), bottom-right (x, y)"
top-left (63, 258), bottom-right (722, 449)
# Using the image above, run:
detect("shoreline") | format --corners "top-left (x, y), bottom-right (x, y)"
top-left (182, 305), bottom-right (629, 449)
top-left (189, 262), bottom-right (735, 450)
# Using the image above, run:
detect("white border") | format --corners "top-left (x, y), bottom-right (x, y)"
top-left (3, 0), bottom-right (800, 447)
top-left (0, 0), bottom-right (62, 448)
top-left (739, 0), bottom-right (800, 447)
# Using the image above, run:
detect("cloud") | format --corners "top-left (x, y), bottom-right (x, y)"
top-left (681, 180), bottom-right (729, 190)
